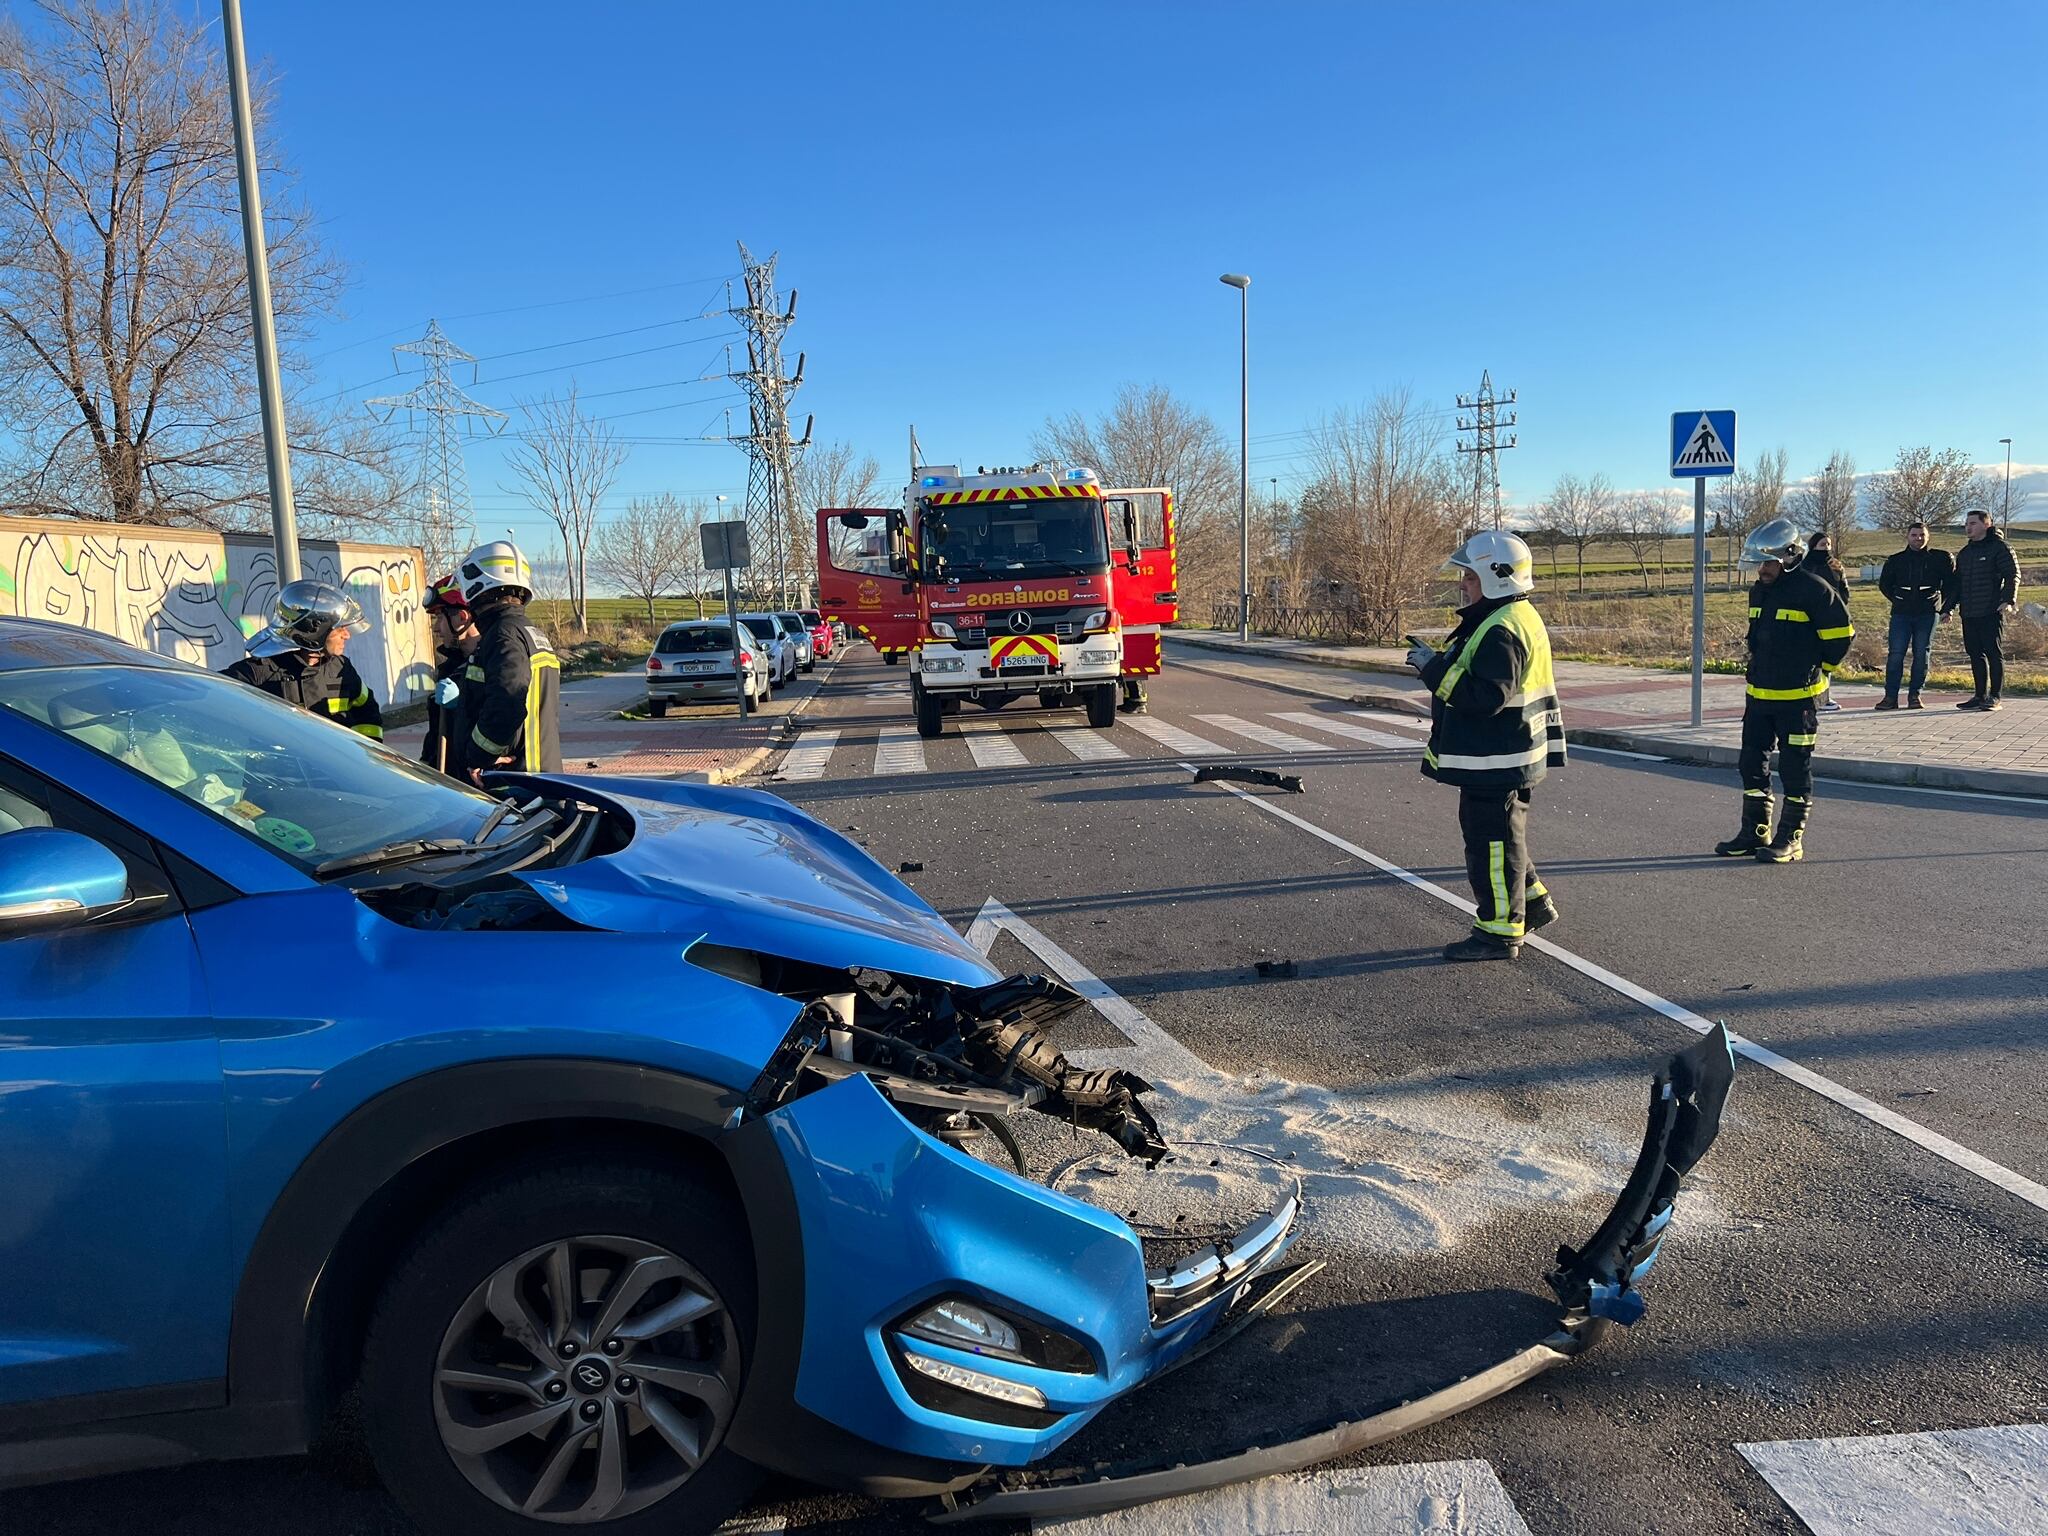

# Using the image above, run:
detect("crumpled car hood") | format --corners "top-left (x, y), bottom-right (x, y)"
top-left (512, 775), bottom-right (1001, 987)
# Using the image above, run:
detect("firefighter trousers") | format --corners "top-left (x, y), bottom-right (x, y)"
top-left (1738, 701), bottom-right (1817, 834)
top-left (1458, 786), bottom-right (1546, 943)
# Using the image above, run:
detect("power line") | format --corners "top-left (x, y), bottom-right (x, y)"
top-left (307, 272), bottom-right (735, 362)
top-left (364, 319), bottom-right (508, 572)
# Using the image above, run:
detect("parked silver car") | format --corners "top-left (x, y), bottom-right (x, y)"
top-left (737, 612), bottom-right (800, 688)
top-left (776, 611), bottom-right (816, 672)
top-left (645, 619), bottom-right (773, 716)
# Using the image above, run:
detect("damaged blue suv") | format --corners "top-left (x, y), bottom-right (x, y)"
top-left (0, 619), bottom-right (1303, 1531)
top-left (0, 618), bottom-right (1732, 1531)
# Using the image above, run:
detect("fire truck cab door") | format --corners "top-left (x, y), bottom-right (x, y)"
top-left (1103, 487), bottom-right (1177, 676)
top-left (816, 507), bottom-right (920, 657)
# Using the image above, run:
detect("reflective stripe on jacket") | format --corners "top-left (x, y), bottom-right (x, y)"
top-left (1421, 596), bottom-right (1566, 788)
top-left (222, 651), bottom-right (384, 739)
top-left (1744, 564), bottom-right (1853, 702)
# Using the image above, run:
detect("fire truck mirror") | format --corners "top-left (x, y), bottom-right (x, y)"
top-left (838, 512), bottom-right (870, 530)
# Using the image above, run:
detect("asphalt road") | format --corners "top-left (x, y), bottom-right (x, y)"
top-left (14, 641), bottom-right (2045, 1535)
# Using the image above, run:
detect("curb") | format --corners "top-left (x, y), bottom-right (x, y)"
top-left (1165, 644), bottom-right (1430, 712)
top-left (1566, 725), bottom-right (2048, 800)
top-left (1170, 632), bottom-right (1413, 680)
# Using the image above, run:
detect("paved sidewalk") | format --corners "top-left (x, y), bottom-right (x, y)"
top-left (385, 659), bottom-right (837, 783)
top-left (1167, 632), bottom-right (2048, 797)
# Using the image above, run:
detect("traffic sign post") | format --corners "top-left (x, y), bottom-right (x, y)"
top-left (702, 521), bottom-right (753, 720)
top-left (1671, 411), bottom-right (1737, 727)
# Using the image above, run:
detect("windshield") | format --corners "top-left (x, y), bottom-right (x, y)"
top-left (657, 626), bottom-right (733, 654)
top-left (921, 496), bottom-right (1108, 579)
top-left (0, 664), bottom-right (501, 871)
top-left (800, 610), bottom-right (823, 626)
top-left (776, 613), bottom-right (804, 631)
top-left (740, 617), bottom-right (779, 641)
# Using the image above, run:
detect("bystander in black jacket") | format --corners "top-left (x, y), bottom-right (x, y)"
top-left (1943, 528), bottom-right (2020, 618)
top-left (223, 651), bottom-right (384, 739)
top-left (1878, 544), bottom-right (1954, 616)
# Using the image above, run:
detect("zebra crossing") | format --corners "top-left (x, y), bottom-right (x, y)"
top-left (761, 706), bottom-right (1424, 785)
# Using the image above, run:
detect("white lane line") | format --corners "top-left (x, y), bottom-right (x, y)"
top-left (1739, 1425), bottom-right (2048, 1536)
top-left (775, 728), bottom-right (839, 782)
top-left (1195, 713), bottom-right (1332, 753)
top-left (1574, 744), bottom-right (1670, 762)
top-left (1813, 775), bottom-right (2048, 807)
top-left (1049, 724), bottom-right (1129, 761)
top-left (966, 898), bottom-right (1206, 1079)
top-left (1123, 714), bottom-right (1235, 757)
top-left (1035, 1460), bottom-right (1536, 1534)
top-left (1352, 708), bottom-right (1433, 733)
top-left (963, 723), bottom-right (1029, 769)
top-left (1186, 766), bottom-right (2048, 1217)
top-left (1273, 710), bottom-right (1422, 750)
top-left (871, 727), bottom-right (927, 777)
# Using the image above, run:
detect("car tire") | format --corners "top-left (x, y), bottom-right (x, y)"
top-left (361, 1160), bottom-right (757, 1536)
top-left (648, 700), bottom-right (668, 720)
top-left (1086, 684), bottom-right (1117, 728)
top-left (884, 651), bottom-right (900, 666)
top-left (801, 660), bottom-right (814, 674)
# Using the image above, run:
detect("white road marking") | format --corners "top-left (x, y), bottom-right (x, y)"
top-left (1272, 710), bottom-right (1422, 750)
top-left (1035, 1460), bottom-right (1535, 1534)
top-left (1050, 724), bottom-right (1129, 761)
top-left (1352, 708), bottom-right (1433, 733)
top-left (1124, 714), bottom-right (1234, 757)
top-left (963, 723), bottom-right (1029, 768)
top-left (1195, 713), bottom-right (1331, 753)
top-left (872, 727), bottom-right (927, 777)
top-left (1188, 769), bottom-right (2048, 1217)
top-left (1573, 744), bottom-right (1670, 762)
top-left (1739, 1424), bottom-right (2048, 1536)
top-left (1813, 775), bottom-right (2048, 807)
top-left (775, 728), bottom-right (838, 782)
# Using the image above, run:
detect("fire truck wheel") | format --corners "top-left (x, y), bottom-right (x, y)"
top-left (884, 651), bottom-right (901, 666)
top-left (1086, 684), bottom-right (1118, 728)
top-left (915, 680), bottom-right (945, 739)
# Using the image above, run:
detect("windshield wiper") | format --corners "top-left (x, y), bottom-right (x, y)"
top-left (471, 794), bottom-right (534, 846)
top-left (315, 838), bottom-right (474, 878)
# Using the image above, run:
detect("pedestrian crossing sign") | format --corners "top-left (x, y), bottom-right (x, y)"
top-left (1671, 411), bottom-right (1737, 477)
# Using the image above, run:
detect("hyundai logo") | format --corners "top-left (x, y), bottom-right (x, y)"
top-left (1008, 610), bottom-right (1033, 634)
top-left (574, 1361), bottom-right (608, 1393)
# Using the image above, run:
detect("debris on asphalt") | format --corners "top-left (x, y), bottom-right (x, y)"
top-left (1898, 1087), bottom-right (1939, 1098)
top-left (1253, 959), bottom-right (1298, 978)
top-left (898, 859), bottom-right (924, 873)
top-left (1192, 764), bottom-right (1304, 793)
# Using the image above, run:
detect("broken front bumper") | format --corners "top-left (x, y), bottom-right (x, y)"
top-left (929, 1024), bottom-right (1738, 1523)
top-left (721, 1070), bottom-right (1299, 1489)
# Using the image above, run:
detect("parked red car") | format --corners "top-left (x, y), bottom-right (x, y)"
top-left (801, 607), bottom-right (833, 659)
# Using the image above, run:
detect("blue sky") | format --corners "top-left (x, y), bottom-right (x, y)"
top-left (247, 0), bottom-right (2045, 547)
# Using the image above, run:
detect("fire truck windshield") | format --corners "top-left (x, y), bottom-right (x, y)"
top-left (922, 497), bottom-right (1109, 580)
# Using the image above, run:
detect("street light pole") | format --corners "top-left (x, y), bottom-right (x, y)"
top-left (1221, 274), bottom-right (1251, 641)
top-left (220, 0), bottom-right (300, 584)
top-left (2000, 438), bottom-right (2013, 521)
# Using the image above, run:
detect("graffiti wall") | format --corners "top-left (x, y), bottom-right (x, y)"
top-left (0, 517), bottom-right (432, 702)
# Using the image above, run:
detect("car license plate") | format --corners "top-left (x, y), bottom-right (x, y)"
top-left (680, 662), bottom-right (716, 673)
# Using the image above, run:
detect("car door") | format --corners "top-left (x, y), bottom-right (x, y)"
top-left (0, 752), bottom-right (229, 1413)
top-left (816, 508), bottom-right (921, 657)
top-left (1102, 487), bottom-right (1179, 676)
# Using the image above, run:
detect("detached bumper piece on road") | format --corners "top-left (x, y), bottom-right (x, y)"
top-left (926, 1024), bottom-right (1736, 1524)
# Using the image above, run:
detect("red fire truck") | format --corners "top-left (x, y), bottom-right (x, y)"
top-left (815, 464), bottom-right (1177, 738)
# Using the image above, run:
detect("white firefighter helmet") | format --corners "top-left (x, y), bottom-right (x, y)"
top-left (456, 540), bottom-right (534, 605)
top-left (1446, 530), bottom-right (1535, 599)
top-left (1740, 518), bottom-right (1806, 574)
top-left (262, 579), bottom-right (365, 652)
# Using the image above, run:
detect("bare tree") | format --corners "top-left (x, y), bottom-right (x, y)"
top-left (0, 0), bottom-right (396, 530)
top-left (501, 386), bottom-right (626, 631)
top-left (672, 497), bottom-right (711, 617)
top-left (1547, 472), bottom-right (1618, 594)
top-left (591, 494), bottom-right (691, 624)
top-left (796, 440), bottom-right (884, 512)
top-left (1293, 391), bottom-right (1464, 641)
top-left (1789, 451), bottom-right (1859, 543)
top-left (1033, 383), bottom-right (1235, 615)
top-left (1612, 493), bottom-right (1675, 593)
top-left (1864, 445), bottom-right (1982, 531)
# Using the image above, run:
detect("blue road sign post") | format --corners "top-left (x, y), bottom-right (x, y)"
top-left (1671, 411), bottom-right (1737, 726)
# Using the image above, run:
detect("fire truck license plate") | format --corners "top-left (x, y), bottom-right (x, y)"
top-left (999, 653), bottom-right (1046, 670)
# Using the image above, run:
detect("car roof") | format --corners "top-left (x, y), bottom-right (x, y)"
top-left (0, 616), bottom-right (202, 674)
top-left (661, 618), bottom-right (729, 629)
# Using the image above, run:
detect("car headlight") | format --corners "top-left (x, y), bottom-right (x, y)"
top-left (895, 1295), bottom-right (1091, 1373)
top-left (1080, 608), bottom-right (1111, 631)
top-left (898, 1346), bottom-right (1047, 1411)
top-left (929, 619), bottom-right (957, 640)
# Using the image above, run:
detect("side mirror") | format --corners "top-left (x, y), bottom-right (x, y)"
top-left (839, 512), bottom-right (870, 530)
top-left (0, 828), bottom-right (132, 935)
top-left (887, 509), bottom-right (910, 576)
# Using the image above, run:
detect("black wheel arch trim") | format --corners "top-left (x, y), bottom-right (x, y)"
top-left (229, 1057), bottom-right (742, 1444)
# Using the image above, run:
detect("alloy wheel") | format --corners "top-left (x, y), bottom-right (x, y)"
top-left (431, 1235), bottom-right (741, 1525)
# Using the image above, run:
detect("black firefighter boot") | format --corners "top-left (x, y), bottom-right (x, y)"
top-left (1715, 796), bottom-right (1773, 857)
top-left (1757, 795), bottom-right (1808, 864)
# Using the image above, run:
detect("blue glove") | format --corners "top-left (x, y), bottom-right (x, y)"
top-left (434, 676), bottom-right (461, 708)
top-left (1406, 642), bottom-right (1437, 675)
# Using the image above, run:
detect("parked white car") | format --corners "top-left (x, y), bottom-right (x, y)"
top-left (645, 619), bottom-right (774, 716)
top-left (737, 612), bottom-right (799, 688)
top-left (776, 612), bottom-right (816, 672)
